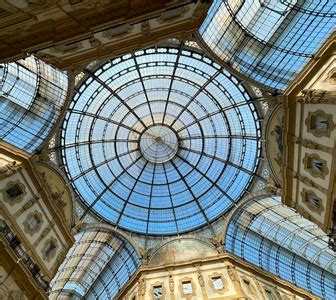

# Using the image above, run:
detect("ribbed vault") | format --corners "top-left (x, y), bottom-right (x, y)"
top-left (198, 0), bottom-right (335, 91)
top-left (50, 227), bottom-right (140, 300)
top-left (225, 196), bottom-right (335, 299)
top-left (0, 56), bottom-right (68, 153)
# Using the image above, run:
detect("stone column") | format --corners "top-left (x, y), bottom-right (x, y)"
top-left (168, 273), bottom-right (175, 300)
top-left (138, 276), bottom-right (146, 300)
top-left (226, 263), bottom-right (247, 299)
top-left (196, 268), bottom-right (208, 300)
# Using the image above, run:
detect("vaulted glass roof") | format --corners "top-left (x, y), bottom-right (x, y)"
top-left (226, 196), bottom-right (335, 299)
top-left (0, 56), bottom-right (68, 153)
top-left (50, 228), bottom-right (140, 299)
top-left (60, 47), bottom-right (261, 235)
top-left (199, 0), bottom-right (335, 91)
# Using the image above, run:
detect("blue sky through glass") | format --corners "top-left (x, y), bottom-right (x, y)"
top-left (199, 0), bottom-right (335, 91)
top-left (226, 196), bottom-right (336, 299)
top-left (61, 47), bottom-right (261, 235)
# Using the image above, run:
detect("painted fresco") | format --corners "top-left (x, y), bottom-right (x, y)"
top-left (266, 105), bottom-right (284, 186)
top-left (149, 239), bottom-right (217, 266)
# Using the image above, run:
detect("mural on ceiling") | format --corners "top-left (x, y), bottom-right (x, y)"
top-left (36, 163), bottom-right (73, 228)
top-left (266, 105), bottom-right (284, 186)
top-left (149, 239), bottom-right (217, 266)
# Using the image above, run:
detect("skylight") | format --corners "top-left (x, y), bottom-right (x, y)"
top-left (199, 0), bottom-right (335, 90)
top-left (60, 47), bottom-right (261, 235)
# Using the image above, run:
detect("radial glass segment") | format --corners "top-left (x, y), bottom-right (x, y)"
top-left (60, 47), bottom-right (261, 235)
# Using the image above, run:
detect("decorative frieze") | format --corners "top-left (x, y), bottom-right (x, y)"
top-left (294, 137), bottom-right (333, 154)
top-left (0, 161), bottom-right (21, 180)
top-left (294, 173), bottom-right (328, 194)
top-left (298, 89), bottom-right (336, 104)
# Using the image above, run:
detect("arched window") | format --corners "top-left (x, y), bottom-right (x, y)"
top-left (301, 189), bottom-right (324, 213)
top-left (303, 153), bottom-right (328, 179)
top-left (23, 211), bottom-right (42, 235)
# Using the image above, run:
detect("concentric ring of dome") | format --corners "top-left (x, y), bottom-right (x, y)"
top-left (139, 125), bottom-right (178, 163)
top-left (60, 47), bottom-right (261, 235)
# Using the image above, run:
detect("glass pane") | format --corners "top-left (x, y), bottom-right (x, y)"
top-left (212, 277), bottom-right (224, 290)
top-left (182, 282), bottom-right (192, 295)
top-left (60, 47), bottom-right (261, 235)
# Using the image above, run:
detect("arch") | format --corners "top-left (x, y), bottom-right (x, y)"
top-left (0, 56), bottom-right (69, 153)
top-left (224, 195), bottom-right (335, 299)
top-left (49, 226), bottom-right (141, 300)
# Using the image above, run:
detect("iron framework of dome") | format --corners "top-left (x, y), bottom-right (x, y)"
top-left (60, 47), bottom-right (262, 235)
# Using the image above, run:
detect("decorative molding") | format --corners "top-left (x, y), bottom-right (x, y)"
top-left (298, 89), bottom-right (328, 103)
top-left (300, 189), bottom-right (324, 214)
top-left (1, 181), bottom-right (26, 205)
top-left (51, 42), bottom-right (84, 54)
top-left (148, 281), bottom-right (166, 300)
top-left (263, 183), bottom-right (283, 196)
top-left (168, 274), bottom-right (174, 292)
top-left (0, 161), bottom-right (22, 180)
top-left (51, 249), bottom-right (66, 275)
top-left (138, 276), bottom-right (146, 299)
top-left (23, 211), bottom-right (43, 236)
top-left (34, 53), bottom-right (60, 65)
top-left (39, 171), bottom-right (67, 218)
top-left (294, 137), bottom-right (333, 154)
top-left (141, 21), bottom-right (151, 38)
top-left (89, 38), bottom-right (105, 53)
top-left (157, 6), bottom-right (189, 24)
top-left (208, 272), bottom-right (229, 295)
top-left (27, 0), bottom-right (55, 10)
top-left (178, 277), bottom-right (196, 300)
top-left (303, 153), bottom-right (329, 179)
top-left (41, 237), bottom-right (58, 262)
top-left (33, 225), bottom-right (53, 247)
top-left (262, 286), bottom-right (277, 300)
top-left (102, 24), bottom-right (133, 40)
top-left (13, 197), bottom-right (38, 218)
top-left (226, 264), bottom-right (244, 296)
top-left (325, 68), bottom-right (336, 84)
top-left (210, 235), bottom-right (224, 254)
top-left (294, 173), bottom-right (328, 194)
top-left (305, 110), bottom-right (335, 138)
top-left (240, 276), bottom-right (257, 296)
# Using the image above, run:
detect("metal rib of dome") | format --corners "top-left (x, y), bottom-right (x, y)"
top-left (60, 47), bottom-right (261, 235)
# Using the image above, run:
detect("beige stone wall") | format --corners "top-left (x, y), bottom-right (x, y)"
top-left (290, 55), bottom-right (336, 232)
top-left (119, 257), bottom-right (315, 300)
top-left (0, 152), bottom-right (74, 282)
top-left (0, 265), bottom-right (27, 300)
top-left (284, 37), bottom-right (336, 235)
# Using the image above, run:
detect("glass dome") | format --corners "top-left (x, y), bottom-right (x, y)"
top-left (60, 47), bottom-right (261, 235)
